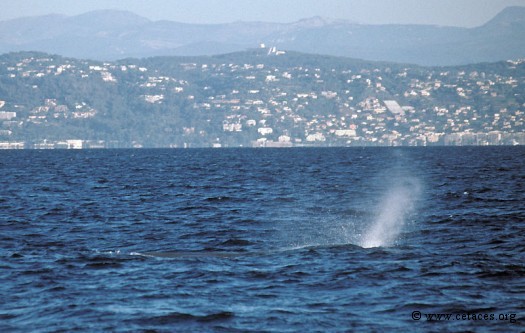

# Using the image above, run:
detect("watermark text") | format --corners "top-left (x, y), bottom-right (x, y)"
top-left (412, 311), bottom-right (518, 323)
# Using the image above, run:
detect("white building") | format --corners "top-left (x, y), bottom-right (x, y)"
top-left (258, 127), bottom-right (274, 136)
top-left (335, 129), bottom-right (357, 137)
top-left (0, 111), bottom-right (16, 120)
top-left (383, 100), bottom-right (405, 116)
top-left (306, 133), bottom-right (326, 142)
top-left (67, 140), bottom-right (83, 149)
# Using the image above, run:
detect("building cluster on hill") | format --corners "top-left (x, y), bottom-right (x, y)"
top-left (0, 49), bottom-right (524, 148)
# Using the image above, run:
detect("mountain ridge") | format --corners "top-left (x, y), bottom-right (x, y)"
top-left (0, 8), bottom-right (524, 65)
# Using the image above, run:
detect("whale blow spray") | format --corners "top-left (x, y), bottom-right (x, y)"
top-left (361, 175), bottom-right (422, 248)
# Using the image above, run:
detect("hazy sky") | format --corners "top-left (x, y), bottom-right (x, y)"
top-left (2, 0), bottom-right (525, 27)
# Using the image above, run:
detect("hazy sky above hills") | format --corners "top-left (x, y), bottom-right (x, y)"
top-left (2, 0), bottom-right (525, 27)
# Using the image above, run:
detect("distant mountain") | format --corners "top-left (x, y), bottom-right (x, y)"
top-left (0, 7), bottom-right (524, 65)
top-left (266, 7), bottom-right (525, 66)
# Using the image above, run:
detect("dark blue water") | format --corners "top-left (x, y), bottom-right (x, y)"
top-left (1, 147), bottom-right (524, 332)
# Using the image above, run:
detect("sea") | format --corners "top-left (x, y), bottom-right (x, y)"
top-left (0, 147), bottom-right (524, 332)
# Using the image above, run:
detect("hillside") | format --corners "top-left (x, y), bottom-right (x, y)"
top-left (0, 49), bottom-right (524, 148)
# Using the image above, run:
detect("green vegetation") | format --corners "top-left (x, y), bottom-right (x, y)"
top-left (0, 50), bottom-right (524, 148)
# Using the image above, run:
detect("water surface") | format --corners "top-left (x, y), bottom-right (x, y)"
top-left (1, 147), bottom-right (524, 331)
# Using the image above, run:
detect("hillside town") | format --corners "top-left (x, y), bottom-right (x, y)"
top-left (0, 48), bottom-right (524, 148)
